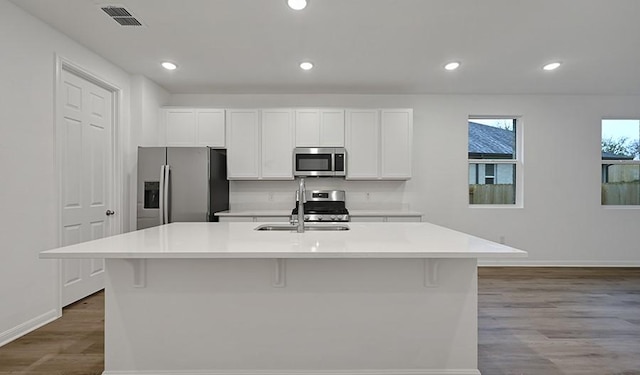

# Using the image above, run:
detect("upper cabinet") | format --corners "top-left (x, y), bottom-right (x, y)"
top-left (345, 109), bottom-right (380, 179)
top-left (295, 109), bottom-right (345, 147)
top-left (226, 109), bottom-right (260, 179)
top-left (163, 108), bottom-right (225, 147)
top-left (162, 107), bottom-right (412, 181)
top-left (165, 108), bottom-right (196, 146)
top-left (345, 108), bottom-right (412, 180)
top-left (226, 109), bottom-right (295, 180)
top-left (380, 109), bottom-right (412, 179)
top-left (196, 109), bottom-right (225, 147)
top-left (261, 109), bottom-right (294, 180)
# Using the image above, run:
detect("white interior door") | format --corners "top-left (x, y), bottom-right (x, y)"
top-left (59, 68), bottom-right (114, 306)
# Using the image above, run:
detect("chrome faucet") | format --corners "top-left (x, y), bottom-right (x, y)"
top-left (297, 177), bottom-right (306, 233)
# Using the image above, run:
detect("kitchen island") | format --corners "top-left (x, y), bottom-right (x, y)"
top-left (40, 222), bottom-right (526, 375)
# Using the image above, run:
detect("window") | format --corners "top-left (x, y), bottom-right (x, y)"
top-left (484, 164), bottom-right (495, 184)
top-left (468, 118), bottom-right (521, 205)
top-left (601, 119), bottom-right (640, 205)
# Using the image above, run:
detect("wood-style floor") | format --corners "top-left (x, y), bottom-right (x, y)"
top-left (478, 267), bottom-right (640, 375)
top-left (0, 268), bottom-right (639, 375)
top-left (0, 291), bottom-right (104, 375)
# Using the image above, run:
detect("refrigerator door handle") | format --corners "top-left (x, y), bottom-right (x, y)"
top-left (163, 165), bottom-right (170, 224)
top-left (159, 165), bottom-right (166, 225)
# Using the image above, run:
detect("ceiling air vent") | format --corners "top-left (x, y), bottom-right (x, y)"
top-left (101, 5), bottom-right (143, 26)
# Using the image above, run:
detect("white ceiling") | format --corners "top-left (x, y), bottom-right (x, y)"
top-left (10, 0), bottom-right (640, 95)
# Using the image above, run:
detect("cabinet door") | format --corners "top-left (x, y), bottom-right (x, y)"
top-left (345, 109), bottom-right (380, 179)
top-left (295, 109), bottom-right (320, 146)
top-left (196, 109), bottom-right (225, 147)
top-left (165, 109), bottom-right (196, 146)
top-left (227, 109), bottom-right (260, 179)
top-left (381, 109), bottom-right (412, 179)
top-left (262, 109), bottom-right (294, 180)
top-left (319, 109), bottom-right (345, 146)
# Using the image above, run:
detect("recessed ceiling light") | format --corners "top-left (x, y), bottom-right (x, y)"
top-left (287, 0), bottom-right (308, 10)
top-left (161, 62), bottom-right (177, 70)
top-left (444, 61), bottom-right (461, 71)
top-left (543, 62), bottom-right (562, 71)
top-left (300, 61), bottom-right (314, 71)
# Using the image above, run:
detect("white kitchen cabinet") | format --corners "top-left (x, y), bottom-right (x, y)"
top-left (164, 108), bottom-right (225, 147)
top-left (295, 109), bottom-right (345, 147)
top-left (163, 107), bottom-right (411, 181)
top-left (196, 109), bottom-right (225, 147)
top-left (165, 108), bottom-right (196, 146)
top-left (261, 109), bottom-right (294, 179)
top-left (226, 109), bottom-right (260, 179)
top-left (345, 109), bottom-right (380, 179)
top-left (345, 108), bottom-right (412, 180)
top-left (380, 109), bottom-right (412, 179)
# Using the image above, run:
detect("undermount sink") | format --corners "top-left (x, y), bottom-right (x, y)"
top-left (254, 224), bottom-right (350, 232)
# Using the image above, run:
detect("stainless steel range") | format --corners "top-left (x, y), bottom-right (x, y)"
top-left (291, 190), bottom-right (350, 222)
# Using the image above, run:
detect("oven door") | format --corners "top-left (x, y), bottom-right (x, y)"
top-left (294, 148), bottom-right (335, 177)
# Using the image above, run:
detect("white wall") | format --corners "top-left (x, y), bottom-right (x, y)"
top-left (131, 75), bottom-right (170, 147)
top-left (0, 0), bottom-right (133, 345)
top-left (170, 94), bottom-right (640, 266)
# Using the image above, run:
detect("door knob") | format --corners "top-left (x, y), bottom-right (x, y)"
top-left (106, 210), bottom-right (115, 216)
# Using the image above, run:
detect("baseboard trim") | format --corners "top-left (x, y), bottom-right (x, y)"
top-left (0, 308), bottom-right (60, 347)
top-left (102, 369), bottom-right (481, 375)
top-left (478, 260), bottom-right (640, 267)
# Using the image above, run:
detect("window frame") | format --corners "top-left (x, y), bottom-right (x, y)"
top-left (468, 116), bottom-right (524, 208)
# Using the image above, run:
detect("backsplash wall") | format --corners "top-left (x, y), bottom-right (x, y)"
top-left (229, 179), bottom-right (413, 211)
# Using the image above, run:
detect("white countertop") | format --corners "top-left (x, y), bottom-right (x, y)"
top-left (349, 210), bottom-right (423, 216)
top-left (215, 210), bottom-right (291, 217)
top-left (215, 210), bottom-right (423, 217)
top-left (40, 222), bottom-right (526, 260)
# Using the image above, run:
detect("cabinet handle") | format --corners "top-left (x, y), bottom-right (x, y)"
top-left (106, 210), bottom-right (115, 216)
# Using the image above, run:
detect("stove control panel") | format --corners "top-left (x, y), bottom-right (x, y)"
top-left (292, 214), bottom-right (350, 222)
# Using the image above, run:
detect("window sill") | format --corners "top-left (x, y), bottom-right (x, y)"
top-left (468, 204), bottom-right (524, 209)
top-left (602, 205), bottom-right (640, 209)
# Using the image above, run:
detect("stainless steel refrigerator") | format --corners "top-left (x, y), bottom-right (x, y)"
top-left (137, 147), bottom-right (229, 230)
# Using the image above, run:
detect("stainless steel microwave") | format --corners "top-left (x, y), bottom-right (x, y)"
top-left (293, 147), bottom-right (347, 177)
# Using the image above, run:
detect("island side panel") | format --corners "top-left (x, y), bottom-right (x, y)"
top-left (104, 258), bottom-right (479, 375)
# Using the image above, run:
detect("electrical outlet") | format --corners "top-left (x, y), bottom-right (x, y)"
top-left (366, 192), bottom-right (371, 200)
top-left (268, 192), bottom-right (274, 201)
top-left (499, 236), bottom-right (505, 244)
